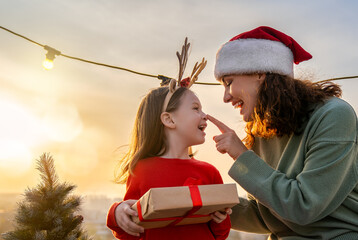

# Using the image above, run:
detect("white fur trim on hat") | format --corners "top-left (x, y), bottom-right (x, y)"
top-left (214, 39), bottom-right (294, 80)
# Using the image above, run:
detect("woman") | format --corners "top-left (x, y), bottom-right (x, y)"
top-left (209, 26), bottom-right (358, 239)
top-left (108, 26), bottom-right (358, 239)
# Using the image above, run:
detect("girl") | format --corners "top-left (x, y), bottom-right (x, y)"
top-left (106, 39), bottom-right (231, 240)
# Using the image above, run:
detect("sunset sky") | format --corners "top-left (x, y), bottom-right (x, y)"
top-left (1, 0), bottom-right (358, 198)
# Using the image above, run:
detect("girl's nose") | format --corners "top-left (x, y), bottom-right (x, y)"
top-left (202, 113), bottom-right (208, 121)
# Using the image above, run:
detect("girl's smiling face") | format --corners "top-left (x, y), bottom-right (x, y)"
top-left (171, 90), bottom-right (208, 147)
top-left (221, 74), bottom-right (264, 122)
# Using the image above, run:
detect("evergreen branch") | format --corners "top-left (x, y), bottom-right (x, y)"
top-left (34, 230), bottom-right (47, 240)
top-left (52, 183), bottom-right (77, 203)
top-left (24, 187), bottom-right (43, 203)
top-left (36, 153), bottom-right (59, 189)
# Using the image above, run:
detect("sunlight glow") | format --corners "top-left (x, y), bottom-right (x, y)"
top-left (0, 97), bottom-right (84, 175)
top-left (0, 141), bottom-right (33, 175)
top-left (0, 98), bottom-right (41, 175)
top-left (0, 98), bottom-right (45, 146)
top-left (57, 139), bottom-right (98, 176)
top-left (41, 103), bottom-right (83, 142)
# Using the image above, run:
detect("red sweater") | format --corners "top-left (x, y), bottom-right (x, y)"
top-left (107, 157), bottom-right (231, 240)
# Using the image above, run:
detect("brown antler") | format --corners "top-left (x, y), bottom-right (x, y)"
top-left (176, 37), bottom-right (190, 83)
top-left (188, 57), bottom-right (207, 88)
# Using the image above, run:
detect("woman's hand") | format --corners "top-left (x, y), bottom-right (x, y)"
top-left (207, 114), bottom-right (247, 160)
top-left (114, 200), bottom-right (144, 236)
top-left (210, 208), bottom-right (232, 223)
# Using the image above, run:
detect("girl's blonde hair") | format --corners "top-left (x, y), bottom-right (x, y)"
top-left (115, 86), bottom-right (190, 184)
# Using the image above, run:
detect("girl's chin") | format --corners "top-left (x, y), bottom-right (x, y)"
top-left (191, 138), bottom-right (206, 146)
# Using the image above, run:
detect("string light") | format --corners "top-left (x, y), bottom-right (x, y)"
top-left (43, 45), bottom-right (61, 70)
top-left (0, 25), bottom-right (357, 85)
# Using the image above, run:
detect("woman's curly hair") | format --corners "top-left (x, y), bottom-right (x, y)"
top-left (243, 73), bottom-right (342, 149)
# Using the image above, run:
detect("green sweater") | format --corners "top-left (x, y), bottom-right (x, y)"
top-left (228, 97), bottom-right (358, 240)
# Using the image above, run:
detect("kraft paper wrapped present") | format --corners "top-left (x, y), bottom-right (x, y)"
top-left (131, 183), bottom-right (239, 229)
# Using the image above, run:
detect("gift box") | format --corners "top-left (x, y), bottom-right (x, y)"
top-left (131, 183), bottom-right (239, 229)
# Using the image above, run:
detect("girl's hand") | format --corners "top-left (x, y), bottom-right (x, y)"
top-left (210, 208), bottom-right (232, 223)
top-left (114, 200), bottom-right (144, 236)
top-left (207, 114), bottom-right (247, 160)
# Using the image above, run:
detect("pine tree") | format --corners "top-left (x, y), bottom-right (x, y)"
top-left (2, 153), bottom-right (93, 240)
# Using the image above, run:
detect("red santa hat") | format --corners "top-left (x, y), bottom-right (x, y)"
top-left (214, 26), bottom-right (312, 79)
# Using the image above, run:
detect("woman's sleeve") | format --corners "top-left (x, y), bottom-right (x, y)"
top-left (106, 175), bottom-right (142, 240)
top-left (228, 101), bottom-right (358, 225)
top-left (230, 195), bottom-right (270, 233)
top-left (208, 167), bottom-right (232, 240)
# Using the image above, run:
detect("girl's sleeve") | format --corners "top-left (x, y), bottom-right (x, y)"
top-left (228, 101), bottom-right (358, 225)
top-left (208, 167), bottom-right (232, 240)
top-left (106, 175), bottom-right (143, 240)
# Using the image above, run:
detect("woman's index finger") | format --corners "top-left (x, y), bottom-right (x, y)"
top-left (207, 114), bottom-right (231, 133)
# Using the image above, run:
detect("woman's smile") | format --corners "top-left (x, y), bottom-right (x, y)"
top-left (222, 74), bottom-right (263, 122)
top-left (233, 100), bottom-right (244, 109)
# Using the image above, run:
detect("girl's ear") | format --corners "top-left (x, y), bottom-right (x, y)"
top-left (160, 112), bottom-right (176, 129)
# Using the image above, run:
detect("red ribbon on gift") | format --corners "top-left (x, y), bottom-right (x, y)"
top-left (136, 185), bottom-right (209, 226)
top-left (168, 185), bottom-right (203, 226)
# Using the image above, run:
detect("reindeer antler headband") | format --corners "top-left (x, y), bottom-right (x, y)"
top-left (162, 37), bottom-right (207, 112)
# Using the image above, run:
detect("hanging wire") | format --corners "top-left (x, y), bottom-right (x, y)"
top-left (1, 25), bottom-right (357, 85)
top-left (0, 26), bottom-right (45, 47)
top-left (315, 76), bottom-right (358, 84)
top-left (0, 26), bottom-right (172, 83)
top-left (195, 82), bottom-right (220, 85)
top-left (60, 53), bottom-right (158, 78)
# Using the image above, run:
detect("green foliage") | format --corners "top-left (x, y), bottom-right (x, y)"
top-left (2, 153), bottom-right (93, 240)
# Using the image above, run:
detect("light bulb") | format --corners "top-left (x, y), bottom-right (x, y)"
top-left (43, 45), bottom-right (61, 70)
top-left (43, 59), bottom-right (54, 70)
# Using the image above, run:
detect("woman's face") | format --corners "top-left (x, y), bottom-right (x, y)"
top-left (221, 74), bottom-right (264, 122)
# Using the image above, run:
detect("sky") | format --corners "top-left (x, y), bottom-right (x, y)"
top-left (0, 0), bottom-right (358, 198)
